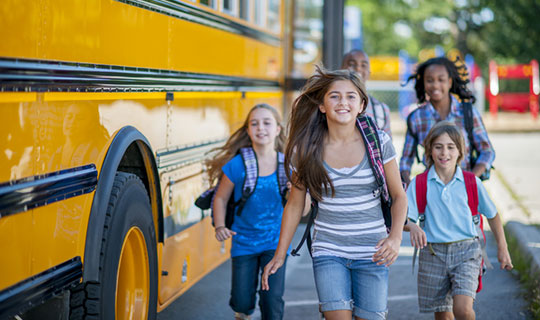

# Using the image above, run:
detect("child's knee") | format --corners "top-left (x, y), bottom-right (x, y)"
top-left (453, 306), bottom-right (474, 319)
top-left (452, 295), bottom-right (475, 319)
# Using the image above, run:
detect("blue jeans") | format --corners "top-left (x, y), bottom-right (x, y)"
top-left (312, 255), bottom-right (388, 320)
top-left (230, 250), bottom-right (286, 320)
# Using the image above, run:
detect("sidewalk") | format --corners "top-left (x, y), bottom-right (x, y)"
top-left (482, 137), bottom-right (540, 281)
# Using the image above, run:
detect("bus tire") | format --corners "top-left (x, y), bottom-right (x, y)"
top-left (71, 172), bottom-right (158, 320)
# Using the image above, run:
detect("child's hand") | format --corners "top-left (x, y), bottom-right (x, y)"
top-left (373, 235), bottom-right (401, 267)
top-left (261, 256), bottom-right (285, 291)
top-left (408, 223), bottom-right (427, 249)
top-left (498, 247), bottom-right (513, 270)
top-left (214, 226), bottom-right (236, 242)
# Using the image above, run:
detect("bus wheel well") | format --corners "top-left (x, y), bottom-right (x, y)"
top-left (118, 142), bottom-right (150, 196)
top-left (116, 140), bottom-right (164, 244)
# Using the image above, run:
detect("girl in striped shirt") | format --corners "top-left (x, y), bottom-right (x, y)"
top-left (262, 67), bottom-right (407, 320)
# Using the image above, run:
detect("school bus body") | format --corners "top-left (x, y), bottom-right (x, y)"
top-left (0, 0), bottom-right (286, 318)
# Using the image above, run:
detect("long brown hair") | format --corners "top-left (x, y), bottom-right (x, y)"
top-left (423, 121), bottom-right (465, 169)
top-left (285, 66), bottom-right (369, 201)
top-left (206, 103), bottom-right (286, 185)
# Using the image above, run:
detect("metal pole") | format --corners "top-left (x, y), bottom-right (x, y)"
top-left (322, 0), bottom-right (345, 70)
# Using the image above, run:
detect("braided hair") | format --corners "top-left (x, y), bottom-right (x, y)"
top-left (406, 56), bottom-right (475, 104)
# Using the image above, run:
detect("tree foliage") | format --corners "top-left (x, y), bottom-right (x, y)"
top-left (346, 0), bottom-right (540, 69)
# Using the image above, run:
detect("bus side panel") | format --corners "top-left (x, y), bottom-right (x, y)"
top-left (0, 0), bottom-right (281, 80)
top-left (0, 214), bottom-right (33, 290)
top-left (0, 99), bottom-right (36, 289)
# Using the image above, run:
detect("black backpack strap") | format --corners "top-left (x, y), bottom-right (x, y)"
top-left (235, 147), bottom-right (258, 216)
top-left (276, 152), bottom-right (288, 206)
top-left (462, 101), bottom-right (476, 168)
top-left (291, 199), bottom-right (318, 257)
top-left (406, 109), bottom-right (421, 164)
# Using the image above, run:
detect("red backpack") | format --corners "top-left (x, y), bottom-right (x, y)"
top-left (415, 170), bottom-right (492, 292)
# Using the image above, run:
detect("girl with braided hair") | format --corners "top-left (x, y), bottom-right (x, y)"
top-left (399, 56), bottom-right (495, 186)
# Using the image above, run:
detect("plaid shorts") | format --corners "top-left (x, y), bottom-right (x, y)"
top-left (417, 239), bottom-right (482, 313)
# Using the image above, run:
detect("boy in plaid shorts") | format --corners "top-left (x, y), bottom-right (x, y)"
top-left (405, 121), bottom-right (512, 320)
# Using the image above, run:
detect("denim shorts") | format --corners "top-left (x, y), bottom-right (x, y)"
top-left (312, 255), bottom-right (388, 319)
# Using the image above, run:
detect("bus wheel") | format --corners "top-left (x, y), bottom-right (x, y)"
top-left (70, 172), bottom-right (158, 320)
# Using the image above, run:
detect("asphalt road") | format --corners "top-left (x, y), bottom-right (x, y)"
top-left (158, 132), bottom-right (537, 319)
top-left (158, 228), bottom-right (531, 319)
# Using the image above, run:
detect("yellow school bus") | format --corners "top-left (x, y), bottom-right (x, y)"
top-left (0, 0), bottom-right (294, 318)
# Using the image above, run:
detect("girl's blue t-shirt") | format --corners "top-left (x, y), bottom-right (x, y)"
top-left (222, 154), bottom-right (287, 257)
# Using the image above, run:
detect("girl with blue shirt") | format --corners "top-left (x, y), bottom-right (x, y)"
top-left (210, 104), bottom-right (288, 320)
top-left (261, 68), bottom-right (408, 320)
top-left (406, 121), bottom-right (512, 320)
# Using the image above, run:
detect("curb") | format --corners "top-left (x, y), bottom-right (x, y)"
top-left (484, 169), bottom-right (540, 282)
top-left (505, 221), bottom-right (540, 277)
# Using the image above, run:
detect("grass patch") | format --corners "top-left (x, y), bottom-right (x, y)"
top-left (505, 228), bottom-right (540, 319)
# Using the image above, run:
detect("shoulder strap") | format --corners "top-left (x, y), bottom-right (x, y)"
top-left (463, 170), bottom-right (478, 216)
top-left (291, 199), bottom-right (318, 257)
top-left (369, 96), bottom-right (380, 121)
top-left (463, 102), bottom-right (475, 166)
top-left (276, 152), bottom-right (288, 206)
top-left (357, 116), bottom-right (393, 229)
top-left (411, 169), bottom-right (428, 274)
top-left (463, 170), bottom-right (493, 271)
top-left (356, 116), bottom-right (388, 199)
top-left (235, 147), bottom-right (258, 216)
top-left (415, 170), bottom-right (429, 216)
top-left (406, 109), bottom-right (421, 164)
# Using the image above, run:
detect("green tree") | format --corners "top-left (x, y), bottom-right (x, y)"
top-left (346, 0), bottom-right (540, 69)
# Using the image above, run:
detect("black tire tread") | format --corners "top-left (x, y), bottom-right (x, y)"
top-left (69, 172), bottom-right (153, 320)
top-left (69, 281), bottom-right (100, 319)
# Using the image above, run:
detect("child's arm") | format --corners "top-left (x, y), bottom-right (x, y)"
top-left (212, 175), bottom-right (237, 241)
top-left (262, 174), bottom-right (306, 291)
top-left (373, 159), bottom-right (407, 267)
top-left (407, 222), bottom-right (427, 249)
top-left (486, 213), bottom-right (513, 270)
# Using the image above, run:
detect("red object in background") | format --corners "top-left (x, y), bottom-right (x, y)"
top-left (488, 59), bottom-right (539, 119)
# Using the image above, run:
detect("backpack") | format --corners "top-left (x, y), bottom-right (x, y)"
top-left (194, 147), bottom-right (288, 229)
top-left (291, 115), bottom-right (393, 256)
top-left (413, 169), bottom-right (493, 292)
top-left (406, 102), bottom-right (491, 181)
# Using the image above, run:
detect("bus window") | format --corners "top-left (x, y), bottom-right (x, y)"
top-left (254, 0), bottom-right (267, 28)
top-left (222, 0), bottom-right (238, 17)
top-left (239, 0), bottom-right (250, 21)
top-left (267, 0), bottom-right (280, 34)
top-left (292, 0), bottom-right (323, 78)
top-left (199, 0), bottom-right (216, 9)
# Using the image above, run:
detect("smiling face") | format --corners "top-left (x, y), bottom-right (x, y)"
top-left (423, 64), bottom-right (452, 103)
top-left (246, 107), bottom-right (280, 147)
top-left (342, 51), bottom-right (370, 82)
top-left (318, 80), bottom-right (365, 125)
top-left (430, 132), bottom-right (461, 171)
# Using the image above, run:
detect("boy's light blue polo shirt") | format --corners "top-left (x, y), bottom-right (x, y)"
top-left (407, 166), bottom-right (497, 243)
